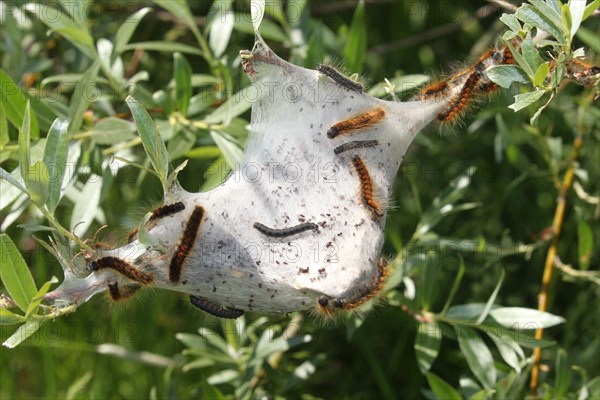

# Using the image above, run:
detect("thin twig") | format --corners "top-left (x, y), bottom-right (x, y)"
top-left (529, 134), bottom-right (583, 396)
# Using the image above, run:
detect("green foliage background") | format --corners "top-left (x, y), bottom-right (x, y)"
top-left (1, 0), bottom-right (599, 399)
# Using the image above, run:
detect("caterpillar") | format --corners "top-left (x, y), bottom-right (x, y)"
top-left (253, 222), bottom-right (319, 238)
top-left (89, 257), bottom-right (153, 285)
top-left (327, 107), bottom-right (386, 139)
top-left (189, 295), bottom-right (244, 319)
top-left (128, 202), bottom-right (186, 243)
top-left (318, 64), bottom-right (364, 93)
top-left (333, 140), bottom-right (379, 155)
top-left (169, 206), bottom-right (204, 283)
top-left (351, 154), bottom-right (384, 219)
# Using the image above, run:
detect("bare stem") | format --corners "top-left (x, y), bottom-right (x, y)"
top-left (529, 134), bottom-right (583, 396)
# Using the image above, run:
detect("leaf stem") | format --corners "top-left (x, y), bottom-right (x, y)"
top-left (529, 133), bottom-right (583, 396)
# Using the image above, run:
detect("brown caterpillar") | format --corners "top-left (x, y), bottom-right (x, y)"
top-left (327, 107), bottom-right (386, 139)
top-left (189, 295), bottom-right (244, 319)
top-left (89, 257), bottom-right (153, 285)
top-left (351, 155), bottom-right (383, 219)
top-left (169, 206), bottom-right (204, 283)
top-left (128, 202), bottom-right (186, 243)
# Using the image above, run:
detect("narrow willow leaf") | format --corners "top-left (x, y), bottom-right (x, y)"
top-left (204, 85), bottom-right (254, 125)
top-left (0, 234), bottom-right (37, 312)
top-left (441, 256), bottom-right (465, 315)
top-left (577, 218), bottom-right (592, 270)
top-left (250, 0), bottom-right (266, 33)
top-left (210, 131), bottom-right (243, 169)
top-left (0, 308), bottom-right (26, 325)
top-left (126, 96), bottom-right (169, 184)
top-left (25, 276), bottom-right (58, 318)
top-left (43, 119), bottom-right (69, 212)
top-left (2, 320), bottom-right (44, 348)
top-left (343, 0), bottom-right (366, 73)
top-left (0, 69), bottom-right (40, 136)
top-left (137, 212), bottom-right (159, 247)
top-left (476, 269), bottom-right (505, 324)
top-left (115, 7), bottom-right (153, 53)
top-left (0, 167), bottom-right (27, 195)
top-left (27, 160), bottom-right (50, 205)
top-left (415, 322), bottom-right (442, 373)
top-left (455, 326), bottom-right (496, 389)
top-left (70, 175), bottom-right (103, 237)
top-left (90, 117), bottom-right (137, 145)
top-left (489, 307), bottom-right (565, 329)
top-left (209, 11), bottom-right (234, 57)
top-left (425, 372), bottom-right (462, 400)
top-left (583, 0), bottom-right (600, 21)
top-left (554, 349), bottom-right (571, 398)
top-left (508, 90), bottom-right (546, 112)
top-left (561, 4), bottom-right (572, 40)
top-left (24, 3), bottom-right (95, 58)
top-left (492, 336), bottom-right (522, 372)
top-left (18, 100), bottom-right (31, 186)
top-left (65, 371), bottom-right (93, 400)
top-left (528, 0), bottom-right (564, 29)
top-left (68, 60), bottom-right (100, 135)
top-left (122, 42), bottom-right (204, 56)
top-left (174, 53), bottom-right (193, 116)
top-left (568, 0), bottom-right (587, 38)
top-left (0, 102), bottom-right (8, 148)
top-left (152, 1), bottom-right (205, 49)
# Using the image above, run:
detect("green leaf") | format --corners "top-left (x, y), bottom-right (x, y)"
top-left (0, 167), bottom-right (27, 195)
top-left (476, 269), bottom-right (505, 324)
top-left (174, 53), bottom-right (193, 116)
top-left (0, 308), bottom-right (26, 325)
top-left (2, 320), bottom-right (44, 348)
top-left (489, 307), bottom-right (565, 329)
top-left (65, 372), bottom-right (93, 400)
top-left (441, 257), bottom-right (465, 315)
top-left (90, 117), bottom-right (137, 145)
top-left (568, 0), bottom-right (585, 39)
top-left (533, 62), bottom-right (550, 87)
top-left (499, 13), bottom-right (521, 32)
top-left (577, 218), bottom-right (592, 270)
top-left (508, 90), bottom-right (546, 112)
top-left (554, 348), bottom-right (571, 398)
top-left (137, 212), bottom-right (159, 247)
top-left (482, 323), bottom-right (556, 349)
top-left (43, 119), bottom-right (69, 212)
top-left (121, 42), bottom-right (205, 56)
top-left (126, 96), bottom-right (169, 185)
top-left (27, 161), bottom-right (50, 205)
top-left (251, 0), bottom-right (266, 33)
top-left (447, 303), bottom-right (488, 321)
top-left (561, 4), bottom-right (572, 40)
top-left (25, 276), bottom-right (58, 318)
top-left (521, 32), bottom-right (543, 73)
top-left (415, 322), bottom-right (442, 373)
top-left (24, 3), bottom-right (95, 58)
top-left (343, 0), bottom-right (366, 73)
top-left (455, 326), bottom-right (496, 389)
top-left (489, 332), bottom-right (523, 372)
top-left (0, 69), bottom-right (40, 137)
top-left (232, 14), bottom-right (288, 42)
top-left (153, 0), bottom-right (206, 52)
top-left (528, 0), bottom-right (564, 29)
top-left (418, 253), bottom-right (437, 311)
top-left (0, 102), bottom-right (8, 149)
top-left (425, 372), bottom-right (462, 400)
top-left (210, 131), bottom-right (243, 169)
top-left (18, 100), bottom-right (32, 186)
top-left (204, 85), bottom-right (254, 125)
top-left (115, 7), bottom-right (153, 53)
top-left (516, 4), bottom-right (565, 43)
top-left (583, 0), bottom-right (600, 21)
top-left (0, 234), bottom-right (38, 313)
top-left (486, 65), bottom-right (530, 89)
top-left (70, 175), bottom-right (103, 237)
top-left (68, 60), bottom-right (100, 135)
top-left (209, 10), bottom-right (234, 57)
